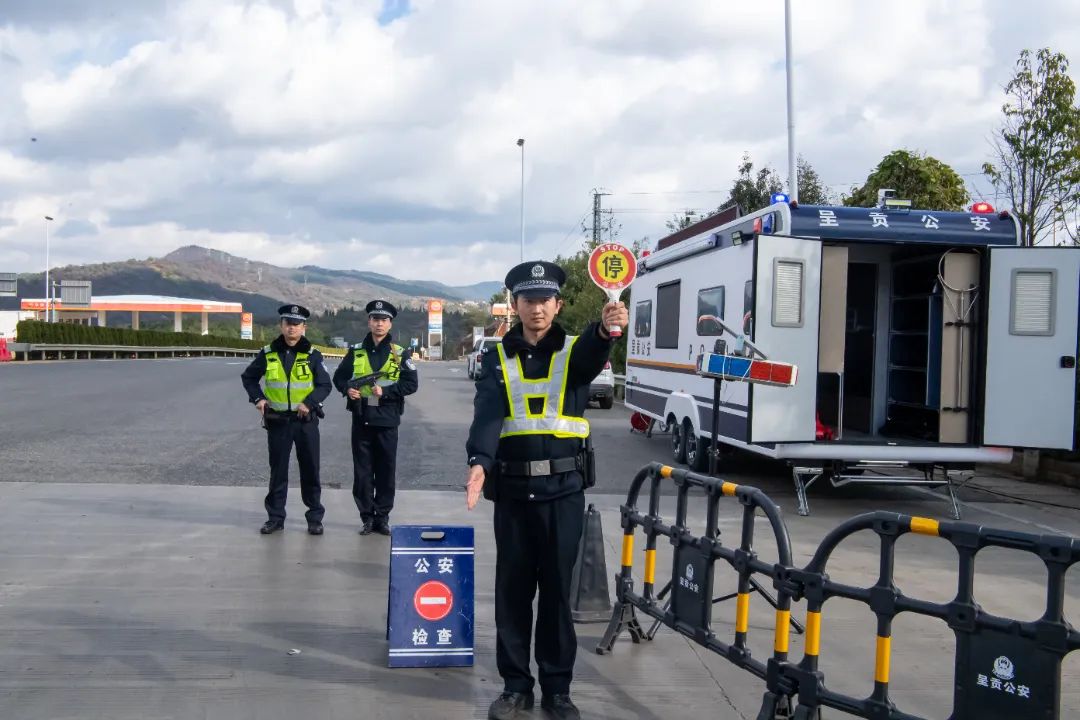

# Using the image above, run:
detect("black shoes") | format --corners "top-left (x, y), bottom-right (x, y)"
top-left (261, 520), bottom-right (324, 535)
top-left (487, 691), bottom-right (534, 719)
top-left (260, 520), bottom-right (284, 535)
top-left (541, 694), bottom-right (580, 720)
top-left (360, 519), bottom-right (390, 536)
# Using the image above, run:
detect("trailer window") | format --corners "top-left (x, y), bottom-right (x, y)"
top-left (696, 286), bottom-right (725, 335)
top-left (635, 300), bottom-right (653, 337)
top-left (772, 259), bottom-right (804, 327)
top-left (655, 281), bottom-right (681, 349)
top-left (1011, 269), bottom-right (1055, 336)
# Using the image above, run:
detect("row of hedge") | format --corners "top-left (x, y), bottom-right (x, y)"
top-left (16, 320), bottom-right (265, 350)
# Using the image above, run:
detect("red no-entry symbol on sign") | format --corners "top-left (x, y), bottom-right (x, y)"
top-left (414, 580), bottom-right (454, 621)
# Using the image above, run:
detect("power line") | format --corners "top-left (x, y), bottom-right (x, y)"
top-left (552, 209), bottom-right (592, 259)
top-left (609, 208), bottom-right (711, 214)
top-left (614, 189), bottom-right (729, 196)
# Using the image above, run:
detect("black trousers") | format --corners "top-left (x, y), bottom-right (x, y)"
top-left (351, 421), bottom-right (398, 521)
top-left (494, 490), bottom-right (585, 696)
top-left (264, 416), bottom-right (324, 523)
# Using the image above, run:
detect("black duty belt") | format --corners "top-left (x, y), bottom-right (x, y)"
top-left (499, 457), bottom-right (580, 477)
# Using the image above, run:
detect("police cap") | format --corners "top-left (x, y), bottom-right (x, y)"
top-left (366, 299), bottom-right (397, 319)
top-left (505, 260), bottom-right (565, 298)
top-left (278, 304), bottom-right (310, 324)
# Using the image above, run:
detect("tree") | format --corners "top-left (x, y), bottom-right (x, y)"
top-left (983, 48), bottom-right (1080, 246)
top-left (844, 150), bottom-right (968, 210)
top-left (724, 152), bottom-right (784, 213)
top-left (666, 210), bottom-right (702, 232)
top-left (796, 155), bottom-right (833, 205)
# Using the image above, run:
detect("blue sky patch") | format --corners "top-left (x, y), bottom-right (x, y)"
top-left (377, 0), bottom-right (410, 25)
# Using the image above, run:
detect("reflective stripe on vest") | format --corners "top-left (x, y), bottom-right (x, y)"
top-left (263, 346), bottom-right (314, 411)
top-left (497, 336), bottom-right (590, 439)
top-left (352, 343), bottom-right (403, 398)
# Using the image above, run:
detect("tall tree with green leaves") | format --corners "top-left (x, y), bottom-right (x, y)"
top-left (844, 150), bottom-right (968, 210)
top-left (721, 153), bottom-right (831, 211)
top-left (724, 152), bottom-right (784, 213)
top-left (666, 210), bottom-right (703, 232)
top-left (983, 48), bottom-right (1080, 246)
top-left (796, 155), bottom-right (833, 205)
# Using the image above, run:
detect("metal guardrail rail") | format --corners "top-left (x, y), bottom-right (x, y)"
top-left (3, 343), bottom-right (347, 361)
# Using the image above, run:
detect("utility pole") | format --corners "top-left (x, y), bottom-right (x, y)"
top-left (44, 216), bottom-right (53, 322)
top-left (591, 189), bottom-right (611, 245)
top-left (784, 0), bottom-right (798, 203)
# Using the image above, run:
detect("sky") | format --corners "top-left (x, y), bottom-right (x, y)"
top-left (1, 0), bottom-right (1079, 284)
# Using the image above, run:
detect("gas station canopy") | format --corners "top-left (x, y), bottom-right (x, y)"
top-left (21, 295), bottom-right (244, 333)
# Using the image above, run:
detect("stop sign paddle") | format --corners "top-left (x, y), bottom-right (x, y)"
top-left (588, 243), bottom-right (637, 338)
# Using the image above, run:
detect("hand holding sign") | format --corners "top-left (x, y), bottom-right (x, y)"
top-left (588, 243), bottom-right (637, 338)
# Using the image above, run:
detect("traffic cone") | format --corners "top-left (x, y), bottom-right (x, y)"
top-left (0, 338), bottom-right (10, 362)
top-left (570, 503), bottom-right (611, 623)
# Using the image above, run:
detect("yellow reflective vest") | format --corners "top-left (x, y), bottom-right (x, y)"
top-left (263, 346), bottom-right (314, 411)
top-left (496, 336), bottom-right (589, 439)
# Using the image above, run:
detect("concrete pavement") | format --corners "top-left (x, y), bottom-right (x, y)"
top-left (2, 357), bottom-right (1080, 718)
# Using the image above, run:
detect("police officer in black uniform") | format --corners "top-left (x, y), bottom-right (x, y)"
top-left (333, 300), bottom-right (419, 535)
top-left (241, 304), bottom-right (332, 535)
top-left (465, 261), bottom-right (629, 720)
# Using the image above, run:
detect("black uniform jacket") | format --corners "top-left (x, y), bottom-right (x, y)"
top-left (466, 321), bottom-right (611, 501)
top-left (240, 335), bottom-right (332, 411)
top-left (332, 333), bottom-right (419, 428)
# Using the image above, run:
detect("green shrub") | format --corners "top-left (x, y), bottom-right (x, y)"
top-left (15, 320), bottom-right (264, 350)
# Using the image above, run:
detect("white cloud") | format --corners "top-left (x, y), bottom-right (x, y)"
top-left (1, 0), bottom-right (1079, 284)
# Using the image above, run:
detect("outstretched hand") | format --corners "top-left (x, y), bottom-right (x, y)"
top-left (465, 465), bottom-right (485, 510)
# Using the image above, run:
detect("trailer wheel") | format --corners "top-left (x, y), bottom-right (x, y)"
top-left (685, 420), bottom-right (709, 472)
top-left (669, 416), bottom-right (686, 464)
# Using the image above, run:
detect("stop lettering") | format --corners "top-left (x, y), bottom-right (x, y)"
top-left (414, 580), bottom-right (454, 622)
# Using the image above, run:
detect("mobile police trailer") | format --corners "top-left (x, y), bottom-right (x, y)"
top-left (625, 198), bottom-right (1079, 517)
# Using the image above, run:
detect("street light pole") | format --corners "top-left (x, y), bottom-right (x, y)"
top-left (784, 0), bottom-right (798, 203)
top-left (517, 138), bottom-right (525, 262)
top-left (44, 215), bottom-right (53, 323)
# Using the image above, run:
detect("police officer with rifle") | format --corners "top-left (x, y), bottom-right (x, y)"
top-left (333, 299), bottom-right (418, 535)
top-left (241, 304), bottom-right (332, 535)
top-left (465, 261), bottom-right (628, 720)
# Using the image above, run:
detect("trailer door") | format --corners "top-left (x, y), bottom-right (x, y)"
top-left (983, 247), bottom-right (1080, 449)
top-left (750, 236), bottom-right (821, 443)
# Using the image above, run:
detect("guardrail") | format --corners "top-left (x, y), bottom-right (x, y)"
top-left (3, 343), bottom-right (347, 361)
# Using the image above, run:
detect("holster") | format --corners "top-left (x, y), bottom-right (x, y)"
top-left (482, 464), bottom-right (500, 502)
top-left (578, 435), bottom-right (597, 489)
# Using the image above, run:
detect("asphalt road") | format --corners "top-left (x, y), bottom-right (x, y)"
top-left (0, 356), bottom-right (672, 494)
top-left (2, 355), bottom-right (1079, 521)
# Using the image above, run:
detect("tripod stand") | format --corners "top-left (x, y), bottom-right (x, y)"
top-left (645, 370), bottom-right (804, 639)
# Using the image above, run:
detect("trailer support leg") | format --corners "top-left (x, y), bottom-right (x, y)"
top-left (791, 466), bottom-right (822, 517)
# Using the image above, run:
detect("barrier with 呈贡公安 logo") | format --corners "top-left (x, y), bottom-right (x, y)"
top-left (386, 525), bottom-right (474, 668)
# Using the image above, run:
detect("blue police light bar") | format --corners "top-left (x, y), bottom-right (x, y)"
top-left (771, 193), bottom-right (789, 205)
top-left (696, 352), bottom-right (798, 387)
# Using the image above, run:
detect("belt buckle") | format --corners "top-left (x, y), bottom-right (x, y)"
top-left (530, 459), bottom-right (551, 476)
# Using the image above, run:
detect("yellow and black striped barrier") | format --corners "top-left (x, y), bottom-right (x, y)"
top-left (596, 462), bottom-right (1080, 720)
top-left (596, 461), bottom-right (801, 706)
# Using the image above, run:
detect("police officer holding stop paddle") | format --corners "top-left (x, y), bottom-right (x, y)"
top-left (465, 260), bottom-right (628, 720)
